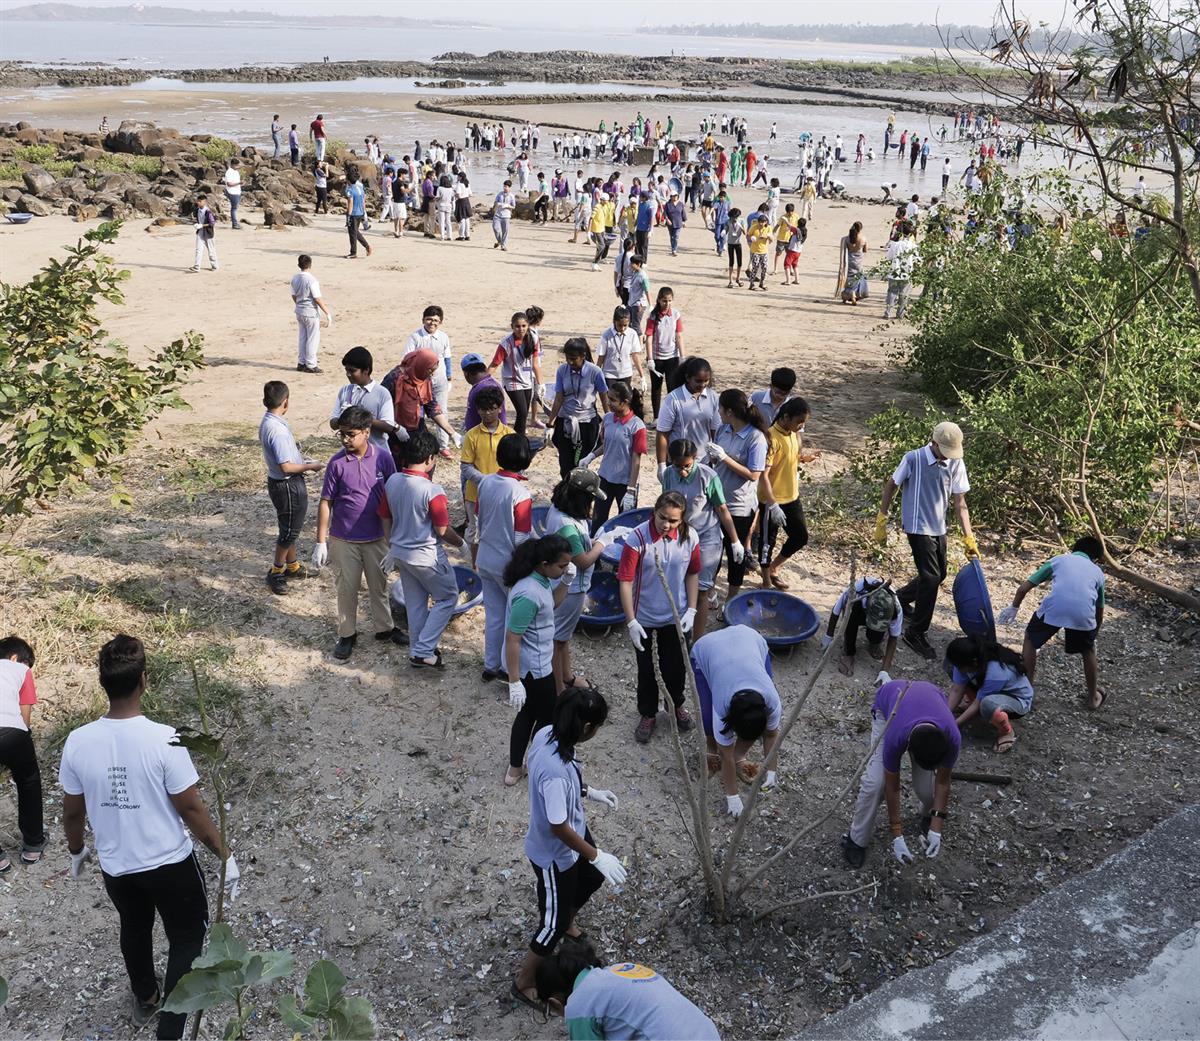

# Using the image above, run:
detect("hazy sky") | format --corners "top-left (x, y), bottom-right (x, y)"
top-left (0, 0), bottom-right (1077, 30)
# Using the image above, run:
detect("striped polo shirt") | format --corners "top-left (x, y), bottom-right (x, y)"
top-left (891, 444), bottom-right (970, 536)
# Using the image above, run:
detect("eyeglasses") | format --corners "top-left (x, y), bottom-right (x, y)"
top-left (337, 429), bottom-right (364, 440)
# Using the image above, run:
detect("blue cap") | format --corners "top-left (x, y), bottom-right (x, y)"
top-left (460, 353), bottom-right (486, 370)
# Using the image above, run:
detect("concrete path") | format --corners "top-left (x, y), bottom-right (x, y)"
top-left (801, 804), bottom-right (1200, 1040)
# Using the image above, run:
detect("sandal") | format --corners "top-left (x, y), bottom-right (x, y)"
top-left (994, 730), bottom-right (1016, 754)
top-left (509, 980), bottom-right (547, 1016)
top-left (769, 573), bottom-right (790, 591)
top-left (20, 849), bottom-right (43, 865)
top-left (1086, 689), bottom-right (1108, 711)
top-left (0, 856), bottom-right (11, 874)
top-left (503, 766), bottom-right (525, 787)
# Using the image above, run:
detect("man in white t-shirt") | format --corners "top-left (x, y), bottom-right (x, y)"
top-left (223, 158), bottom-right (242, 230)
top-left (403, 304), bottom-right (454, 455)
top-left (290, 253), bottom-right (331, 374)
top-left (60, 634), bottom-right (238, 1038)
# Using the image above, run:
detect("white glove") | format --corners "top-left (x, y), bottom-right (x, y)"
top-left (561, 562), bottom-right (578, 584)
top-left (656, 462), bottom-right (667, 483)
top-left (452, 431), bottom-right (463, 449)
top-left (820, 634), bottom-right (834, 649)
top-left (707, 442), bottom-right (727, 462)
top-left (579, 453), bottom-right (596, 468)
top-left (627, 618), bottom-right (647, 651)
top-left (876, 670), bottom-right (892, 688)
top-left (590, 848), bottom-right (628, 886)
top-left (224, 855), bottom-right (241, 903)
top-left (380, 552), bottom-right (397, 575)
top-left (639, 373), bottom-right (649, 395)
top-left (508, 681), bottom-right (526, 710)
top-left (585, 787), bottom-right (618, 809)
top-left (998, 605), bottom-right (1018, 626)
top-left (311, 542), bottom-right (328, 570)
top-left (730, 542), bottom-right (745, 564)
top-left (393, 426), bottom-right (410, 443)
top-left (647, 361), bottom-right (659, 378)
top-left (726, 794), bottom-right (744, 818)
top-left (762, 770), bottom-right (778, 791)
top-left (324, 310), bottom-right (334, 327)
top-left (620, 490), bottom-right (637, 512)
top-left (892, 835), bottom-right (915, 864)
top-left (680, 607), bottom-right (696, 633)
top-left (768, 503), bottom-right (787, 528)
top-left (923, 830), bottom-right (943, 858)
top-left (69, 845), bottom-right (92, 878)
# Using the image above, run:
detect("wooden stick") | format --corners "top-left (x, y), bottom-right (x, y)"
top-left (752, 879), bottom-right (879, 924)
top-left (951, 770), bottom-right (1013, 785)
top-left (721, 552), bottom-right (859, 897)
top-left (734, 681), bottom-right (913, 899)
top-left (650, 547), bottom-right (725, 919)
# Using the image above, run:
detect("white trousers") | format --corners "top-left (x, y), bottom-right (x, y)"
top-left (296, 315), bottom-right (320, 368)
top-left (193, 234), bottom-right (218, 269)
top-left (848, 716), bottom-right (935, 847)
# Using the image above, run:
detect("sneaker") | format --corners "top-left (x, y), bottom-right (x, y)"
top-left (333, 635), bottom-right (356, 660)
top-left (300, 365), bottom-right (323, 374)
top-left (674, 706), bottom-right (693, 732)
top-left (903, 630), bottom-right (937, 661)
top-left (375, 627), bottom-right (407, 646)
top-left (481, 667), bottom-right (505, 682)
top-left (285, 562), bottom-right (312, 579)
top-left (591, 263), bottom-right (599, 271)
top-left (266, 569), bottom-right (288, 595)
top-left (841, 833), bottom-right (867, 869)
top-left (131, 978), bottom-right (163, 1026)
top-left (634, 716), bottom-right (656, 744)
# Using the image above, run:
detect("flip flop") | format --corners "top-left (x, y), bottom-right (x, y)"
top-left (0, 856), bottom-right (11, 874)
top-left (509, 981), bottom-right (547, 1015)
top-left (769, 573), bottom-right (790, 591)
top-left (20, 849), bottom-right (42, 865)
top-left (994, 731), bottom-right (1016, 754)
top-left (1086, 689), bottom-right (1108, 711)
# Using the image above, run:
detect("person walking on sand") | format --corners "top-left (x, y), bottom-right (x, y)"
top-left (344, 170), bottom-right (372, 259)
top-left (190, 192), bottom-right (218, 272)
top-left (493, 179), bottom-right (516, 251)
top-left (0, 635), bottom-right (46, 874)
top-left (288, 123), bottom-right (300, 166)
top-left (836, 221), bottom-right (868, 304)
top-left (290, 254), bottom-right (331, 374)
top-left (270, 114), bottom-right (282, 159)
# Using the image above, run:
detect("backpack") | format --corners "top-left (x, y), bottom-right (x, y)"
top-left (863, 580), bottom-right (897, 633)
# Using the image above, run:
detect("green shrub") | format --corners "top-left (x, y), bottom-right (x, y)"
top-left (43, 159), bottom-right (74, 177)
top-left (87, 153), bottom-right (162, 178)
top-left (198, 137), bottom-right (237, 163)
top-left (14, 143), bottom-right (57, 164)
top-left (0, 162), bottom-right (20, 183)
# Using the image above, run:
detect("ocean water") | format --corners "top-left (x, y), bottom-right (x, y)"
top-left (0, 18), bottom-right (962, 68)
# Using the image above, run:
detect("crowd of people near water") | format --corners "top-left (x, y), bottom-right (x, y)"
top-left (3, 103), bottom-right (1117, 1040)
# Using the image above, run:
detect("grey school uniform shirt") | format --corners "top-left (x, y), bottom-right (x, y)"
top-left (524, 725), bottom-right (586, 870)
top-left (564, 964), bottom-right (720, 1040)
top-left (259, 411), bottom-right (303, 480)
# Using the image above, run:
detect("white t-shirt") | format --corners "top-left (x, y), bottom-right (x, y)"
top-left (291, 271), bottom-right (321, 318)
top-left (59, 715), bottom-right (199, 876)
top-left (0, 659), bottom-right (35, 732)
top-left (223, 167), bottom-right (241, 197)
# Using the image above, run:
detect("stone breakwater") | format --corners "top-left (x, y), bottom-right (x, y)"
top-left (0, 50), bottom-right (1019, 92)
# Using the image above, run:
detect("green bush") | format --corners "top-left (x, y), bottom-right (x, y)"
top-left (14, 143), bottom-right (57, 164)
top-left (0, 162), bottom-right (19, 183)
top-left (89, 153), bottom-right (162, 178)
top-left (198, 137), bottom-right (237, 163)
top-left (43, 159), bottom-right (74, 177)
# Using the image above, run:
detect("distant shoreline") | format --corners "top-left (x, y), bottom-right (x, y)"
top-left (0, 51), bottom-right (1020, 93)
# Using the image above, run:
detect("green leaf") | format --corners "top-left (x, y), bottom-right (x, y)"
top-left (336, 995), bottom-right (376, 1039)
top-left (256, 949), bottom-right (296, 985)
top-left (302, 960), bottom-right (346, 1016)
top-left (222, 1006), bottom-right (254, 1041)
top-left (160, 968), bottom-right (240, 1014)
top-left (278, 993), bottom-right (319, 1036)
top-left (192, 922), bottom-right (248, 970)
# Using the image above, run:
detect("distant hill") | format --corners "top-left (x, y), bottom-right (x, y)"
top-left (655, 21), bottom-right (1085, 51)
top-left (2, 2), bottom-right (482, 29)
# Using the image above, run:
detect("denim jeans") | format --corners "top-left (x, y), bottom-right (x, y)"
top-left (226, 192), bottom-right (240, 229)
top-left (668, 225), bottom-right (680, 253)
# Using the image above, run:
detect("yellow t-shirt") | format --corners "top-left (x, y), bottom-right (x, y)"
top-left (589, 201), bottom-right (612, 234)
top-left (748, 222), bottom-right (772, 255)
top-left (764, 425), bottom-right (799, 504)
top-left (622, 203), bottom-right (637, 233)
top-left (775, 218), bottom-right (794, 243)
top-left (461, 421), bottom-right (514, 502)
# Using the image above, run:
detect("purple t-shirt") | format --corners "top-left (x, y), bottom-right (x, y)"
top-left (320, 443), bottom-right (396, 542)
top-left (873, 680), bottom-right (961, 774)
top-left (463, 373), bottom-right (508, 431)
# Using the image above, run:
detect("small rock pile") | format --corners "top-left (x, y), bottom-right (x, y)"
top-left (0, 119), bottom-right (332, 229)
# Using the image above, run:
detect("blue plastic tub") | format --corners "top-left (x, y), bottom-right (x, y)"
top-left (952, 558), bottom-right (996, 638)
top-left (596, 507), bottom-right (654, 567)
top-left (389, 564), bottom-right (483, 618)
top-left (722, 590), bottom-right (821, 647)
top-left (579, 571), bottom-right (626, 630)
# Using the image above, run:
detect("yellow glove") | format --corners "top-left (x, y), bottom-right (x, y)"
top-left (963, 533), bottom-right (980, 558)
top-left (874, 512), bottom-right (889, 546)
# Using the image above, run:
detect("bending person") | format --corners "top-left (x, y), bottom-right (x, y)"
top-left (842, 679), bottom-right (959, 868)
top-left (944, 635), bottom-right (1034, 754)
top-left (691, 625), bottom-right (781, 819)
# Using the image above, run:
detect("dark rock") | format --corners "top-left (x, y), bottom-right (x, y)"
top-left (123, 188), bottom-right (167, 216)
top-left (17, 193), bottom-right (51, 215)
top-left (2, 188), bottom-right (23, 204)
top-left (56, 177), bottom-right (91, 201)
top-left (145, 139), bottom-right (191, 159)
top-left (264, 207), bottom-right (310, 227)
top-left (240, 146), bottom-right (259, 160)
top-left (69, 201), bottom-right (98, 221)
top-left (14, 128), bottom-right (41, 145)
top-left (22, 166), bottom-right (56, 195)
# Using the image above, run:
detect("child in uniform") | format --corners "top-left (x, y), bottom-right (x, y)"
top-left (312, 405), bottom-right (403, 661)
top-left (756, 398), bottom-right (817, 591)
top-left (379, 430), bottom-right (465, 669)
top-left (504, 535), bottom-right (574, 786)
top-left (822, 575), bottom-right (902, 684)
top-left (460, 386), bottom-right (513, 566)
top-left (746, 213), bottom-right (772, 290)
top-left (619, 491), bottom-right (701, 744)
top-left (582, 382), bottom-right (647, 532)
top-left (945, 635), bottom-right (1035, 754)
top-left (476, 435), bottom-right (535, 681)
top-left (489, 312), bottom-right (542, 437)
top-left (260, 381), bottom-right (324, 594)
top-left (0, 635), bottom-right (44, 872)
